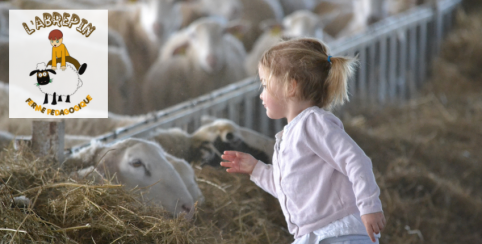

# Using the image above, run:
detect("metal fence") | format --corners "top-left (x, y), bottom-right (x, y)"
top-left (68, 0), bottom-right (461, 155)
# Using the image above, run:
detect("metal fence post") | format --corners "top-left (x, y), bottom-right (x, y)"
top-left (31, 120), bottom-right (65, 165)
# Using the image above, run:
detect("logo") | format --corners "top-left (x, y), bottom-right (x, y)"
top-left (9, 10), bottom-right (108, 118)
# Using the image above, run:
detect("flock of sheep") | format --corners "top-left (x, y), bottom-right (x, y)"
top-left (0, 0), bottom-right (433, 115)
top-left (0, 0), bottom-right (435, 218)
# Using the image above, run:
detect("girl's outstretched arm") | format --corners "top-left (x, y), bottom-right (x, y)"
top-left (220, 151), bottom-right (258, 174)
top-left (361, 211), bottom-right (386, 242)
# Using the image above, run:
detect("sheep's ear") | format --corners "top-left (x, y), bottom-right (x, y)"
top-left (259, 19), bottom-right (283, 35)
top-left (224, 20), bottom-right (250, 40)
top-left (61, 145), bottom-right (110, 172)
top-left (46, 69), bottom-right (56, 75)
top-left (29, 70), bottom-right (39, 76)
top-left (200, 115), bottom-right (217, 126)
top-left (172, 41), bottom-right (190, 57)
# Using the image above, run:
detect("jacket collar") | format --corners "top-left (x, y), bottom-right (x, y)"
top-left (275, 106), bottom-right (321, 140)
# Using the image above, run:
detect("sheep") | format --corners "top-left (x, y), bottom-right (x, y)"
top-left (278, 0), bottom-right (319, 16)
top-left (107, 29), bottom-right (134, 114)
top-left (141, 17), bottom-right (247, 113)
top-left (164, 153), bottom-right (205, 205)
top-left (148, 117), bottom-right (275, 167)
top-left (30, 62), bottom-right (83, 105)
top-left (63, 138), bottom-right (202, 218)
top-left (179, 0), bottom-right (284, 52)
top-left (179, 0), bottom-right (244, 29)
top-left (108, 0), bottom-right (192, 80)
top-left (313, 0), bottom-right (371, 40)
top-left (245, 10), bottom-right (334, 76)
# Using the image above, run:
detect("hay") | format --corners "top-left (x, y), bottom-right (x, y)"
top-left (0, 146), bottom-right (292, 243)
top-left (341, 7), bottom-right (482, 244)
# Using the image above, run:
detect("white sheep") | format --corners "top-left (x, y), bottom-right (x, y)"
top-left (108, 0), bottom-right (189, 80)
top-left (179, 0), bottom-right (284, 52)
top-left (64, 138), bottom-right (202, 218)
top-left (141, 17), bottom-right (247, 112)
top-left (313, 0), bottom-right (371, 40)
top-left (179, 0), bottom-right (243, 28)
top-left (245, 10), bottom-right (334, 76)
top-left (30, 62), bottom-right (83, 105)
top-left (107, 29), bottom-right (134, 115)
top-left (148, 117), bottom-right (275, 167)
top-left (278, 0), bottom-right (319, 16)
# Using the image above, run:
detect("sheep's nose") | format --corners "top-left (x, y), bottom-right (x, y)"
top-left (182, 204), bottom-right (191, 213)
top-left (206, 54), bottom-right (217, 69)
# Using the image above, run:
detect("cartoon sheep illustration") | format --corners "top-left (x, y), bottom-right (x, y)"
top-left (29, 62), bottom-right (83, 105)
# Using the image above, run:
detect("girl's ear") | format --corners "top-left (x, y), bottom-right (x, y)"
top-left (287, 79), bottom-right (298, 98)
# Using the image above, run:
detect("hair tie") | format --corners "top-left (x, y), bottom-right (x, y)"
top-left (327, 56), bottom-right (332, 63)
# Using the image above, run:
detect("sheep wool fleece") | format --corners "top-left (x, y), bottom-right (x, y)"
top-left (250, 106), bottom-right (383, 239)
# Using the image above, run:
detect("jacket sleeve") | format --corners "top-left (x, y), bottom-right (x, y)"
top-left (250, 160), bottom-right (278, 198)
top-left (305, 113), bottom-right (383, 216)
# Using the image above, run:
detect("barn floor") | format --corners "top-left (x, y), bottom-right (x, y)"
top-left (339, 4), bottom-right (482, 243)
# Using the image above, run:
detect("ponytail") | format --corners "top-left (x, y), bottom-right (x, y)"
top-left (324, 55), bottom-right (358, 110)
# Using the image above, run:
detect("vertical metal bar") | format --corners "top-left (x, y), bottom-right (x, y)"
top-left (418, 21), bottom-right (428, 88)
top-left (388, 34), bottom-right (397, 103)
top-left (398, 29), bottom-right (407, 101)
top-left (378, 37), bottom-right (387, 105)
top-left (368, 43), bottom-right (377, 105)
top-left (358, 47), bottom-right (367, 104)
top-left (434, 3), bottom-right (444, 56)
top-left (408, 26), bottom-right (417, 99)
top-left (244, 95), bottom-right (254, 130)
top-left (228, 99), bottom-right (239, 125)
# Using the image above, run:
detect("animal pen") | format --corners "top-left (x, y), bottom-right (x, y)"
top-left (68, 0), bottom-right (462, 155)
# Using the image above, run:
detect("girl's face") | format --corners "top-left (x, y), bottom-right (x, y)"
top-left (258, 65), bottom-right (288, 120)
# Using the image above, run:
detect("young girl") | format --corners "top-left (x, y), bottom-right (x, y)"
top-left (220, 38), bottom-right (385, 244)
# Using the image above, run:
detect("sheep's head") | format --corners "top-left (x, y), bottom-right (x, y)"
top-left (29, 63), bottom-right (56, 86)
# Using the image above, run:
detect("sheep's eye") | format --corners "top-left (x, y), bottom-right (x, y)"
top-left (43, 72), bottom-right (47, 76)
top-left (226, 132), bottom-right (235, 141)
top-left (130, 160), bottom-right (143, 168)
top-left (38, 73), bottom-right (42, 77)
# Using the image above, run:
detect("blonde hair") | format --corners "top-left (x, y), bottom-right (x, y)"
top-left (259, 37), bottom-right (358, 110)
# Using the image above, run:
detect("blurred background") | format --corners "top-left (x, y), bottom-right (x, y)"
top-left (0, 0), bottom-right (481, 243)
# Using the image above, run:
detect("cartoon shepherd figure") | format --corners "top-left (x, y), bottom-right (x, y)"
top-left (47, 29), bottom-right (87, 74)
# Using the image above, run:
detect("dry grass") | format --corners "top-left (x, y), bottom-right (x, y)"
top-left (0, 146), bottom-right (292, 243)
top-left (341, 7), bottom-right (482, 243)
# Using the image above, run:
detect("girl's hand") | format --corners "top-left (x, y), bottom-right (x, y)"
top-left (220, 151), bottom-right (258, 175)
top-left (361, 211), bottom-right (386, 242)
